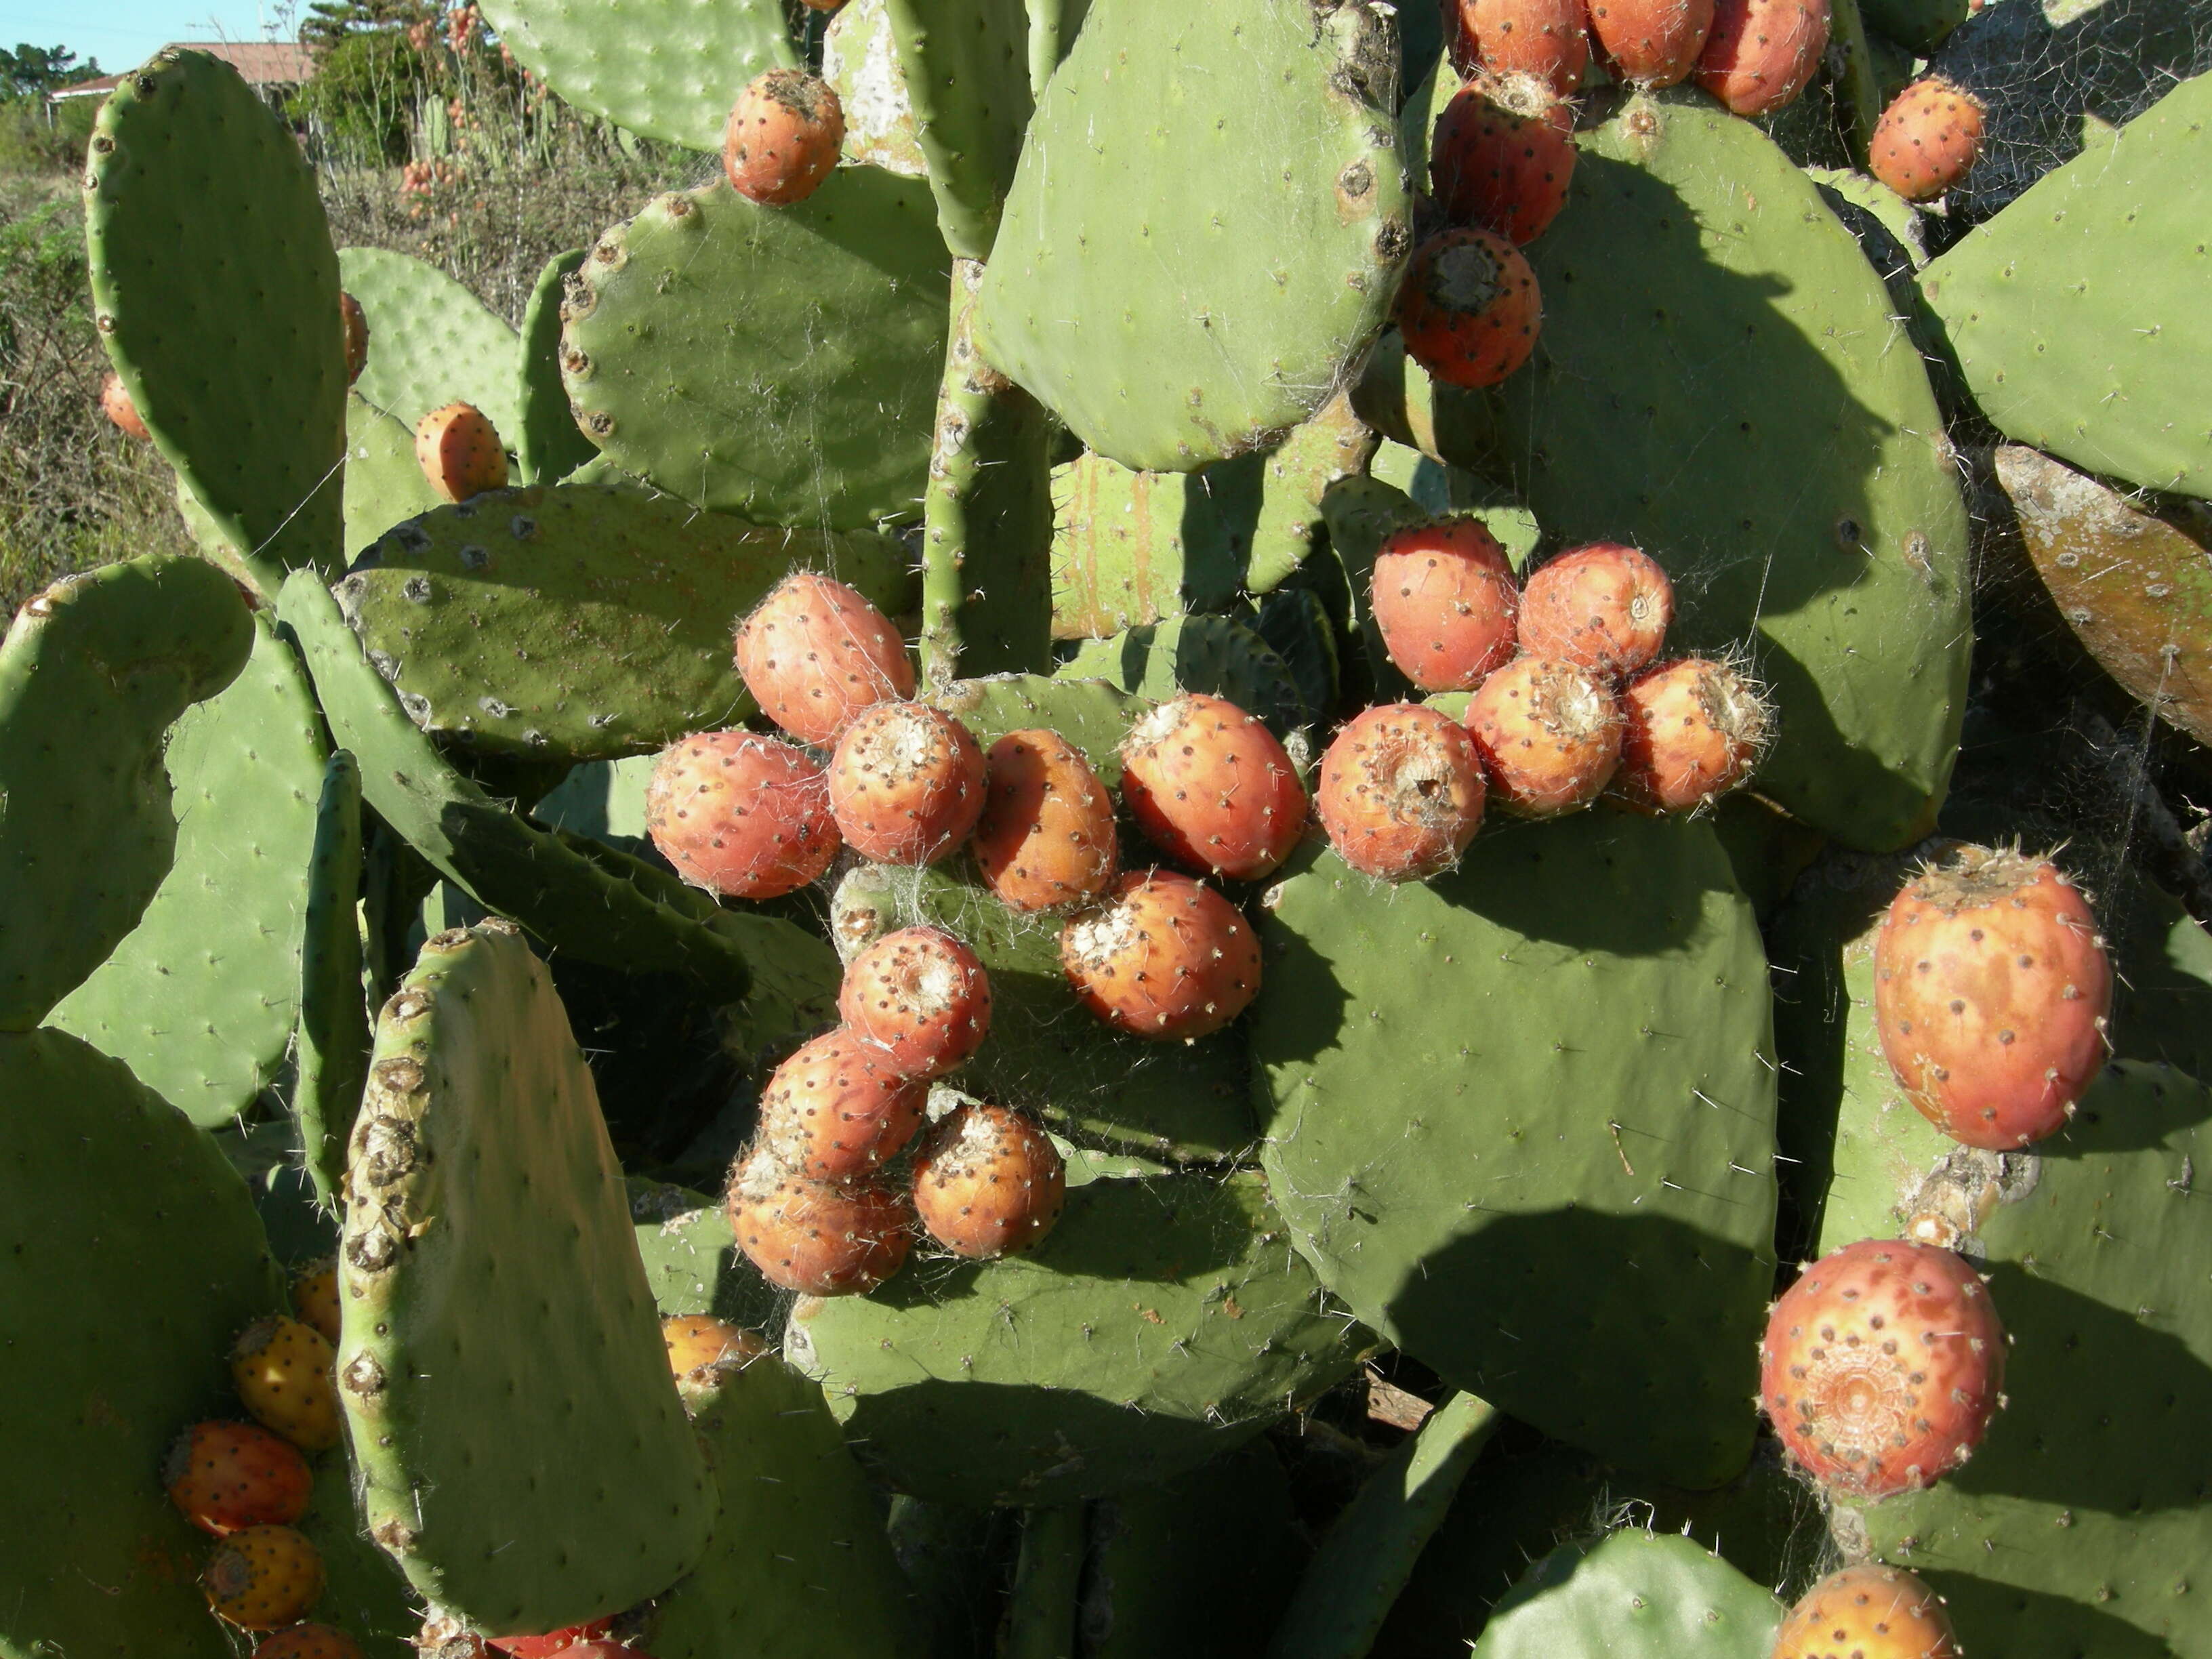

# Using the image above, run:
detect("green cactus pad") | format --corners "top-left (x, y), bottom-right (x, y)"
top-left (1252, 812), bottom-right (1778, 1489)
top-left (87, 49), bottom-right (346, 595)
top-left (638, 1357), bottom-right (924, 1658)
top-left (0, 1027), bottom-right (284, 1659)
top-left (1391, 90), bottom-right (1977, 851)
top-left (0, 555), bottom-right (251, 1031)
top-left (1918, 72), bottom-right (2212, 501)
top-left (974, 0), bottom-right (1409, 472)
top-left (476, 0), bottom-right (795, 150)
top-left (337, 920), bottom-right (716, 1635)
top-left (516, 247), bottom-right (597, 485)
top-left (344, 392), bottom-right (447, 562)
top-left (824, 0), bottom-right (928, 175)
top-left (1059, 614), bottom-right (1306, 738)
top-left (279, 569), bottom-right (773, 996)
top-left (1270, 1393), bottom-right (1502, 1659)
top-left (50, 613), bottom-right (329, 1124)
top-left (1995, 445), bottom-right (2212, 747)
top-left (295, 750), bottom-right (370, 1210)
top-left (336, 480), bottom-right (914, 760)
top-left (884, 0), bottom-right (1031, 258)
top-left (338, 246), bottom-right (525, 452)
top-left (562, 170), bottom-right (950, 528)
top-left (1851, 1061), bottom-right (2212, 1656)
top-left (628, 1179), bottom-right (782, 1334)
top-left (1049, 399), bottom-right (1370, 637)
top-left (1470, 1530), bottom-right (1782, 1658)
top-left (830, 857), bottom-right (1256, 1162)
top-left (786, 1169), bottom-right (1358, 1505)
top-left (1083, 1441), bottom-right (1303, 1659)
top-left (302, 1454), bottom-right (418, 1657)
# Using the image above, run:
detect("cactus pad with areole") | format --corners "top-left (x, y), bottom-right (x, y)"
top-left (337, 920), bottom-right (716, 1635)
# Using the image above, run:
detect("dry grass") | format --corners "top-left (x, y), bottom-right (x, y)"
top-left (0, 59), bottom-right (696, 618)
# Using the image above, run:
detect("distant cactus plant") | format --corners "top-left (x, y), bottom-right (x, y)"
top-left (13, 5), bottom-right (2210, 1658)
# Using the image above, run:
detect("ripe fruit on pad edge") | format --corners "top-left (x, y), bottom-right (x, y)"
top-left (1515, 541), bottom-right (1675, 679)
top-left (838, 925), bottom-right (994, 1080)
top-left (912, 1103), bottom-right (1067, 1260)
top-left (1872, 842), bottom-right (2112, 1149)
top-left (1315, 703), bottom-right (1488, 881)
top-left (230, 1315), bottom-right (342, 1452)
top-left (1370, 517), bottom-right (1521, 693)
top-left (1120, 693), bottom-right (1309, 882)
top-left (728, 1147), bottom-right (912, 1296)
top-left (163, 1420), bottom-right (314, 1536)
top-left (1869, 77), bottom-right (1986, 203)
top-left (734, 570), bottom-right (914, 747)
top-left (1430, 73), bottom-right (1578, 245)
top-left (1612, 657), bottom-right (1767, 813)
top-left (414, 402), bottom-right (508, 504)
top-left (828, 701), bottom-right (987, 866)
top-left (723, 68), bottom-right (845, 206)
top-left (1758, 1237), bottom-right (2005, 1499)
top-left (1772, 1563), bottom-right (1960, 1659)
top-left (754, 1027), bottom-right (928, 1179)
top-left (1464, 654), bottom-right (1624, 817)
top-left (201, 1523), bottom-right (326, 1631)
top-left (1451, 0), bottom-right (1593, 96)
top-left (1395, 228), bottom-right (1543, 390)
top-left (1694, 0), bottom-right (1830, 118)
top-left (1589, 0), bottom-right (1715, 86)
top-left (971, 728), bottom-right (1121, 909)
top-left (645, 731), bottom-right (838, 900)
top-left (1060, 869), bottom-right (1263, 1041)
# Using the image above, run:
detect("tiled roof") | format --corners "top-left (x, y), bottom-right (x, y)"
top-left (50, 40), bottom-right (316, 98)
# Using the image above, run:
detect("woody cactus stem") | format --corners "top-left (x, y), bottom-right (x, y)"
top-left (922, 260), bottom-right (991, 690)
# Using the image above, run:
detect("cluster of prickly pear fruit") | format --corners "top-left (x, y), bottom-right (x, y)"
top-left (50, 0), bottom-right (2212, 1653)
top-left (155, 1264), bottom-right (356, 1651)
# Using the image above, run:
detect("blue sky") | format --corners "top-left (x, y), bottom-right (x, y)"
top-left (0, 0), bottom-right (289, 79)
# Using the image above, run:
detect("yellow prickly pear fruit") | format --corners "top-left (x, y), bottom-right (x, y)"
top-left (230, 1315), bottom-right (341, 1452)
top-left (289, 1256), bottom-right (340, 1345)
top-left (201, 1523), bottom-right (325, 1629)
top-left (661, 1314), bottom-right (766, 1379)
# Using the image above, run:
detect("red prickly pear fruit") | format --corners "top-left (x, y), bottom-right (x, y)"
top-left (726, 1148), bottom-right (912, 1295)
top-left (289, 1256), bottom-right (340, 1345)
top-left (1694, 0), bottom-right (1829, 117)
top-left (101, 371), bottom-right (150, 441)
top-left (485, 1622), bottom-right (615, 1658)
top-left (485, 1621), bottom-right (615, 1657)
top-left (911, 1103), bottom-right (1067, 1259)
top-left (414, 402), bottom-right (508, 503)
top-left (1587, 0), bottom-right (1715, 86)
top-left (1772, 1564), bottom-right (1960, 1659)
top-left (1872, 844), bottom-right (2113, 1149)
top-left (644, 731), bottom-right (838, 900)
top-left (339, 290), bottom-right (369, 386)
top-left (971, 729), bottom-right (1120, 911)
top-left (1869, 77), bottom-right (1986, 203)
top-left (1515, 542), bottom-right (1674, 680)
top-left (1315, 704), bottom-right (1487, 881)
top-left (838, 925), bottom-right (993, 1080)
top-left (734, 571), bottom-right (914, 747)
top-left (661, 1313), bottom-right (768, 1380)
top-left (1120, 694), bottom-right (1309, 882)
top-left (201, 1523), bottom-right (325, 1630)
top-left (1464, 655), bottom-right (1623, 816)
top-left (163, 1420), bottom-right (314, 1536)
top-left (1759, 1238), bottom-right (2005, 1500)
top-left (722, 69), bottom-right (844, 206)
top-left (230, 1315), bottom-right (341, 1452)
top-left (1395, 229), bottom-right (1543, 390)
top-left (254, 1623), bottom-right (369, 1659)
top-left (1612, 657), bottom-right (1769, 813)
top-left (1451, 0), bottom-right (1592, 95)
top-left (1430, 73), bottom-right (1578, 246)
top-left (828, 701), bottom-right (987, 865)
top-left (754, 1027), bottom-right (928, 1179)
top-left (1059, 870), bottom-right (1261, 1041)
top-left (1369, 518), bottom-right (1521, 693)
